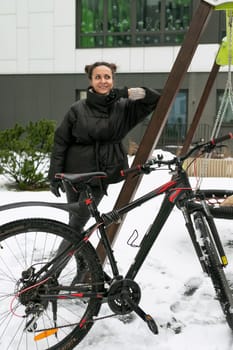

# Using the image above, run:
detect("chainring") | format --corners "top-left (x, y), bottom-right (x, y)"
top-left (107, 279), bottom-right (141, 315)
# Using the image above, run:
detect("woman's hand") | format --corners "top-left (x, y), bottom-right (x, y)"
top-left (50, 179), bottom-right (65, 197)
top-left (128, 88), bottom-right (146, 100)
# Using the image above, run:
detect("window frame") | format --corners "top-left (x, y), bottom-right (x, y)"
top-left (76, 0), bottom-right (193, 49)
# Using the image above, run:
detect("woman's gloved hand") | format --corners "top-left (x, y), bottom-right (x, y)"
top-left (50, 179), bottom-right (65, 197)
top-left (128, 88), bottom-right (146, 100)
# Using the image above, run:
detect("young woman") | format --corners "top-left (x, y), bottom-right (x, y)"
top-left (49, 61), bottom-right (160, 232)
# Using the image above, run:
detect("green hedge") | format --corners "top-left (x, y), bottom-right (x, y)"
top-left (0, 119), bottom-right (56, 190)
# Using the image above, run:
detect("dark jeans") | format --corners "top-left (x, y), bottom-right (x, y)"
top-left (53, 183), bottom-right (106, 277)
top-left (64, 182), bottom-right (106, 232)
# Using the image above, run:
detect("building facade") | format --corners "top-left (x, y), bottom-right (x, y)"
top-left (0, 0), bottom-right (232, 152)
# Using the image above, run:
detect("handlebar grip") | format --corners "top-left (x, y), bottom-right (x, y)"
top-left (211, 133), bottom-right (233, 145)
top-left (120, 165), bottom-right (142, 177)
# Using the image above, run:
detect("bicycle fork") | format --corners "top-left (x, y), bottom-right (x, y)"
top-left (181, 202), bottom-right (228, 273)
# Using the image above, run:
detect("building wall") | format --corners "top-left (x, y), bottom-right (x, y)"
top-left (0, 0), bottom-right (232, 152)
top-left (0, 70), bottom-right (227, 129)
top-left (0, 0), bottom-right (225, 74)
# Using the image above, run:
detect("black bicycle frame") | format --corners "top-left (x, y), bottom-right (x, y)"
top-left (98, 174), bottom-right (227, 283)
top-left (98, 170), bottom-right (194, 282)
top-left (0, 167), bottom-right (226, 288)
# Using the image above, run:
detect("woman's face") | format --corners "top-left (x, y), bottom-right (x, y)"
top-left (90, 65), bottom-right (114, 95)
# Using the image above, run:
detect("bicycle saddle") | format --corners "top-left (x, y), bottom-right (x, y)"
top-left (55, 171), bottom-right (107, 184)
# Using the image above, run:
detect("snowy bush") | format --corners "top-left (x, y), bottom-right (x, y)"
top-left (0, 119), bottom-right (56, 190)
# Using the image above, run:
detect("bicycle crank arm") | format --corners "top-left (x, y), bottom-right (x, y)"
top-left (123, 293), bottom-right (158, 334)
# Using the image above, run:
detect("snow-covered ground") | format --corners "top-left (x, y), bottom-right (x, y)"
top-left (0, 152), bottom-right (233, 350)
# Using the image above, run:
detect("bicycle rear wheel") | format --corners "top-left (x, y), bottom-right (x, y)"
top-left (0, 218), bottom-right (104, 350)
top-left (194, 211), bottom-right (233, 330)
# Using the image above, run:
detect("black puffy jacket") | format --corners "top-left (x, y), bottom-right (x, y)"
top-left (48, 87), bottom-right (160, 186)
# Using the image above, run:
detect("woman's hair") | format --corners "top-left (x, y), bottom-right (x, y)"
top-left (85, 62), bottom-right (117, 79)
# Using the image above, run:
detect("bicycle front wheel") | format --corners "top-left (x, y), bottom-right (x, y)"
top-left (194, 212), bottom-right (233, 330)
top-left (0, 218), bottom-right (104, 350)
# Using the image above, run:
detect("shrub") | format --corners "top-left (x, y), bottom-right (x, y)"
top-left (0, 119), bottom-right (56, 190)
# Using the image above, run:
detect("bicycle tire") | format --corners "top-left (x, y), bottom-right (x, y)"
top-left (0, 218), bottom-right (104, 350)
top-left (188, 189), bottom-right (233, 220)
top-left (194, 212), bottom-right (233, 330)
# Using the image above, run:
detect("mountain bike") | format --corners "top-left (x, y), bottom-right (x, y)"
top-left (0, 133), bottom-right (232, 350)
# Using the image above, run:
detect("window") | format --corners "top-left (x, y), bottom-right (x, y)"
top-left (76, 0), bottom-right (192, 48)
top-left (217, 90), bottom-right (233, 124)
top-left (163, 90), bottom-right (188, 143)
top-left (128, 90), bottom-right (188, 147)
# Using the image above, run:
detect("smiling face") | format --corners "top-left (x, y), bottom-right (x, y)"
top-left (90, 65), bottom-right (114, 95)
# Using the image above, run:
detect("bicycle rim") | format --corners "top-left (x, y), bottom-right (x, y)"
top-left (0, 218), bottom-right (104, 350)
top-left (194, 212), bottom-right (233, 330)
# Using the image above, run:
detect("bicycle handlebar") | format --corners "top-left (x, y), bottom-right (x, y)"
top-left (210, 133), bottom-right (233, 145)
top-left (121, 133), bottom-right (233, 177)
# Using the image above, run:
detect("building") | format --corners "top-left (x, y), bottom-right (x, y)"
top-left (0, 0), bottom-right (232, 153)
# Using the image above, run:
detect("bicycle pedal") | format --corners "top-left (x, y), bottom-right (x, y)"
top-left (124, 295), bottom-right (158, 334)
top-left (145, 314), bottom-right (159, 335)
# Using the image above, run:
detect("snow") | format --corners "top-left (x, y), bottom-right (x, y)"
top-left (0, 152), bottom-right (233, 350)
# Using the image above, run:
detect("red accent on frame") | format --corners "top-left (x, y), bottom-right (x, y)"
top-left (156, 180), bottom-right (177, 194)
top-left (169, 189), bottom-right (182, 203)
top-left (79, 318), bottom-right (87, 328)
top-left (85, 198), bottom-right (92, 205)
top-left (58, 293), bottom-right (84, 299)
top-left (68, 250), bottom-right (75, 256)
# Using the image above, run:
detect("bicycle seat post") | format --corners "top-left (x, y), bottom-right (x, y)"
top-left (84, 183), bottom-right (102, 223)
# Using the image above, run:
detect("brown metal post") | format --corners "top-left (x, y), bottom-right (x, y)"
top-left (180, 61), bottom-right (220, 156)
top-left (96, 1), bottom-right (213, 263)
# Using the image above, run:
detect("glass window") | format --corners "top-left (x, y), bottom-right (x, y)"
top-left (217, 90), bottom-right (233, 124)
top-left (129, 90), bottom-right (188, 147)
top-left (76, 0), bottom-right (193, 48)
top-left (168, 90), bottom-right (187, 125)
top-left (163, 90), bottom-right (188, 144)
top-left (79, 0), bottom-right (104, 47)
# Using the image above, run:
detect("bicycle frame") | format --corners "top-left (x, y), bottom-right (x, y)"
top-left (94, 171), bottom-right (228, 284)
top-left (0, 134), bottom-right (231, 286)
top-left (0, 160), bottom-right (227, 286)
top-left (93, 169), bottom-right (198, 282)
top-left (0, 133), bottom-right (232, 349)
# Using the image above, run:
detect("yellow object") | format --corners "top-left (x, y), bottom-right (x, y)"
top-left (221, 255), bottom-right (228, 266)
top-left (34, 328), bottom-right (58, 341)
top-left (214, 3), bottom-right (233, 10)
top-left (216, 9), bottom-right (233, 65)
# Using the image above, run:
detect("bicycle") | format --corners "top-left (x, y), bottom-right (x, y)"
top-left (0, 133), bottom-right (232, 350)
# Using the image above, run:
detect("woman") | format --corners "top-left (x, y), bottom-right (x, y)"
top-left (49, 61), bottom-right (160, 232)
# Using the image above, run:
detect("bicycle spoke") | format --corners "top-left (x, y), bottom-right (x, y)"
top-left (0, 219), bottom-right (104, 350)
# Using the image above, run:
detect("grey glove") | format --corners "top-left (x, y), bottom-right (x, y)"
top-left (50, 179), bottom-right (65, 197)
top-left (128, 88), bottom-right (146, 100)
